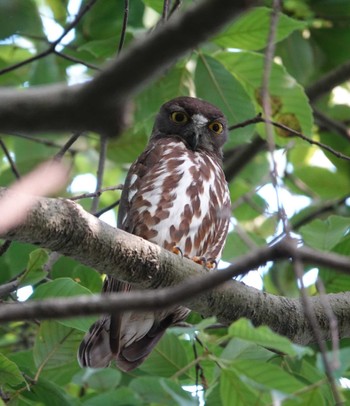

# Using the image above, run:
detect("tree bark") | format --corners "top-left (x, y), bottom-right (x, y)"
top-left (1, 188), bottom-right (350, 346)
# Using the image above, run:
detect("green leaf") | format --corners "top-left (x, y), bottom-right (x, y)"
top-left (228, 318), bottom-right (309, 357)
top-left (317, 347), bottom-right (350, 379)
top-left (318, 235), bottom-right (350, 293)
top-left (214, 7), bottom-right (306, 51)
top-left (139, 332), bottom-right (193, 379)
top-left (222, 231), bottom-right (265, 261)
top-left (195, 53), bottom-right (256, 146)
top-left (19, 248), bottom-right (48, 287)
top-left (310, 0), bottom-right (350, 18)
top-left (220, 338), bottom-right (274, 364)
top-left (20, 377), bottom-right (79, 406)
top-left (73, 368), bottom-right (122, 390)
top-left (217, 50), bottom-right (313, 144)
top-left (299, 215), bottom-right (350, 251)
top-left (108, 64), bottom-right (191, 164)
top-left (130, 377), bottom-right (196, 405)
top-left (33, 321), bottom-right (83, 370)
top-left (141, 0), bottom-right (163, 14)
top-left (82, 387), bottom-right (142, 406)
top-left (0, 352), bottom-right (26, 388)
top-left (293, 167), bottom-right (350, 199)
top-left (43, 0), bottom-right (68, 24)
top-left (220, 369), bottom-right (262, 406)
top-left (232, 359), bottom-right (304, 393)
top-left (0, 0), bottom-right (43, 40)
top-left (319, 130), bottom-right (350, 177)
top-left (276, 31), bottom-right (314, 85)
top-left (78, 38), bottom-right (119, 59)
top-left (277, 357), bottom-right (334, 404)
top-left (30, 278), bottom-right (97, 331)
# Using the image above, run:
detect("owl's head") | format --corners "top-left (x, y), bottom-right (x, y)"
top-left (151, 97), bottom-right (228, 157)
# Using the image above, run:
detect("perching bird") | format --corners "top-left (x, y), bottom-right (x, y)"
top-left (78, 96), bottom-right (231, 371)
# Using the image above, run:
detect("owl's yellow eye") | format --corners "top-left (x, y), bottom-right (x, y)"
top-left (170, 111), bottom-right (188, 124)
top-left (208, 121), bottom-right (224, 134)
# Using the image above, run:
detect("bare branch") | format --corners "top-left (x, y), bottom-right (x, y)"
top-left (53, 132), bottom-right (82, 161)
top-left (0, 0), bottom-right (253, 137)
top-left (91, 137), bottom-right (108, 213)
top-left (118, 0), bottom-right (129, 54)
top-left (306, 60), bottom-right (350, 103)
top-left (0, 189), bottom-right (349, 345)
top-left (313, 108), bottom-right (350, 142)
top-left (0, 138), bottom-right (21, 179)
top-left (293, 257), bottom-right (342, 404)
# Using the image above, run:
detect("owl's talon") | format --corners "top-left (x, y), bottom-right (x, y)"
top-left (172, 246), bottom-right (183, 257)
top-left (192, 256), bottom-right (217, 270)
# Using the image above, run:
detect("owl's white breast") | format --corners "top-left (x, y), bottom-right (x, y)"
top-left (124, 139), bottom-right (230, 260)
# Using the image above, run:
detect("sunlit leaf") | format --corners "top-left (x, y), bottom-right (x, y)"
top-left (139, 332), bottom-right (193, 380)
top-left (228, 318), bottom-right (310, 357)
top-left (31, 278), bottom-right (97, 331)
top-left (299, 215), bottom-right (350, 250)
top-left (19, 248), bottom-right (48, 287)
top-left (214, 7), bottom-right (306, 50)
top-left (33, 321), bottom-right (83, 370)
top-left (217, 50), bottom-right (313, 144)
top-left (195, 53), bottom-right (256, 146)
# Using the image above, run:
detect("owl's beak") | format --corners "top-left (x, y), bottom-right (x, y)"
top-left (187, 128), bottom-right (200, 151)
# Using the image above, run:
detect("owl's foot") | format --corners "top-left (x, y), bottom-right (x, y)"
top-left (192, 256), bottom-right (217, 270)
top-left (172, 246), bottom-right (184, 258)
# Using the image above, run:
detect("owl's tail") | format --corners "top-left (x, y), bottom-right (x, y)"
top-left (77, 310), bottom-right (187, 371)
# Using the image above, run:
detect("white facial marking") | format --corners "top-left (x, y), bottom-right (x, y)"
top-left (192, 114), bottom-right (208, 127)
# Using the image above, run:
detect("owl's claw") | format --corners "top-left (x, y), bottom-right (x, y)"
top-left (192, 256), bottom-right (217, 270)
top-left (172, 246), bottom-right (184, 258)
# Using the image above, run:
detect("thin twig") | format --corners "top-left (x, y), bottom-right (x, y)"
top-left (118, 0), bottom-right (129, 54)
top-left (53, 50), bottom-right (101, 71)
top-left (228, 113), bottom-right (262, 131)
top-left (91, 137), bottom-right (108, 213)
top-left (263, 1), bottom-right (290, 236)
top-left (0, 138), bottom-right (20, 179)
top-left (53, 132), bottom-right (82, 161)
top-left (3, 132), bottom-right (80, 151)
top-left (293, 257), bottom-right (343, 405)
top-left (228, 113), bottom-right (350, 162)
top-left (0, 240), bottom-right (12, 256)
top-left (291, 195), bottom-right (350, 230)
top-left (306, 60), bottom-right (350, 103)
top-left (0, 280), bottom-right (19, 298)
top-left (94, 199), bottom-right (120, 217)
top-left (70, 185), bottom-right (123, 201)
top-left (0, 0), bottom-right (98, 76)
top-left (316, 278), bottom-right (340, 371)
top-left (313, 108), bottom-right (350, 142)
top-left (266, 119), bottom-right (350, 162)
top-left (169, 0), bottom-right (181, 18)
top-left (162, 0), bottom-right (171, 20)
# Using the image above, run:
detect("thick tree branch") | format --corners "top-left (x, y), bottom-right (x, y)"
top-left (0, 0), bottom-right (252, 137)
top-left (0, 188), bottom-right (350, 345)
top-left (306, 60), bottom-right (350, 103)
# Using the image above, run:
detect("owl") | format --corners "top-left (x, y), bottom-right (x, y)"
top-left (78, 96), bottom-right (231, 371)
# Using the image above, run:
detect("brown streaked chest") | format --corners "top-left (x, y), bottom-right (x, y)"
top-left (119, 139), bottom-right (230, 259)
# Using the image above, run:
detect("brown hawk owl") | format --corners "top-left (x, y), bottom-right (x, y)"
top-left (78, 96), bottom-right (231, 371)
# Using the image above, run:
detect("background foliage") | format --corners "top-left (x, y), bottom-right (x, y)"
top-left (0, 0), bottom-right (350, 404)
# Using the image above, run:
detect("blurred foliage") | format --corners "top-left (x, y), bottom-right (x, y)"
top-left (0, 0), bottom-right (350, 404)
